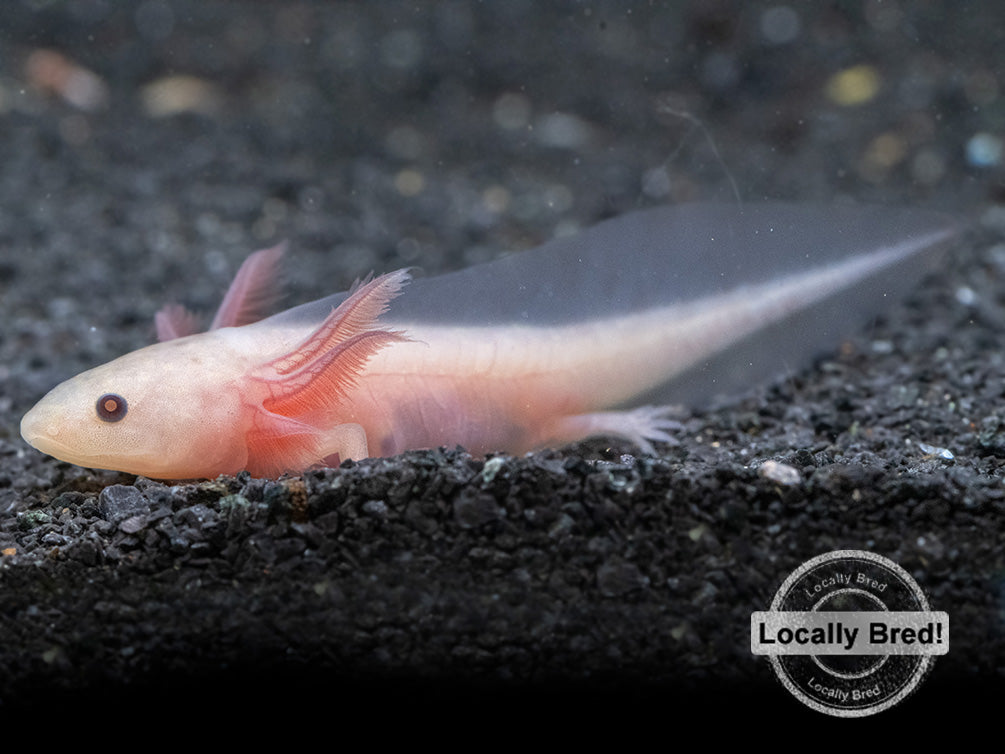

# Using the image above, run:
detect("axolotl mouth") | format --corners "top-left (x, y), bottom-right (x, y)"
top-left (21, 401), bottom-right (67, 458)
top-left (21, 400), bottom-right (122, 472)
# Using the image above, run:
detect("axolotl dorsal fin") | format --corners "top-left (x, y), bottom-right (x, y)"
top-left (262, 202), bottom-right (961, 410)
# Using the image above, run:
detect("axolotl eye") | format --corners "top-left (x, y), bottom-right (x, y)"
top-left (96, 393), bottom-right (128, 422)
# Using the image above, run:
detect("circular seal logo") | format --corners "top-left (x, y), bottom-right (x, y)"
top-left (751, 550), bottom-right (948, 717)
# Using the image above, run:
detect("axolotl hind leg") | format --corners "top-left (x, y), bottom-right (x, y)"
top-left (545, 406), bottom-right (684, 455)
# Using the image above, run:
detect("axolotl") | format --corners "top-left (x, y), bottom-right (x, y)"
top-left (20, 202), bottom-right (957, 480)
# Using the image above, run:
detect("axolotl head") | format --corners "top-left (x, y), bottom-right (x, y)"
top-left (20, 334), bottom-right (248, 479)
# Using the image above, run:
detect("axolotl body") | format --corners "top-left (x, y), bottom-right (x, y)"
top-left (20, 202), bottom-right (957, 479)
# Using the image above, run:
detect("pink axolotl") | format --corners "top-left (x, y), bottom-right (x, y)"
top-left (20, 202), bottom-right (957, 479)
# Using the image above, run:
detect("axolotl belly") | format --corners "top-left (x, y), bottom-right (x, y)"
top-left (20, 202), bottom-right (959, 479)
